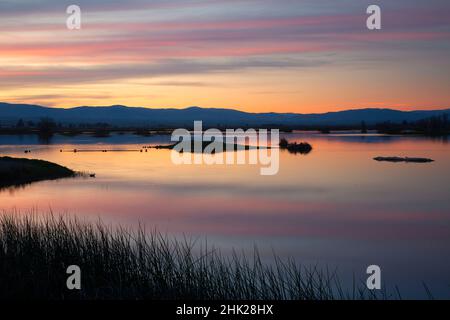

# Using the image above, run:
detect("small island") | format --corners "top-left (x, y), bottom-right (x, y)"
top-left (373, 156), bottom-right (434, 163)
top-left (279, 138), bottom-right (313, 154)
top-left (0, 156), bottom-right (75, 189)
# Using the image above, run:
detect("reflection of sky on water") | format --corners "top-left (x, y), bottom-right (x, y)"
top-left (1, 133), bottom-right (450, 298)
top-left (1, 132), bottom-right (448, 147)
top-left (0, 133), bottom-right (174, 146)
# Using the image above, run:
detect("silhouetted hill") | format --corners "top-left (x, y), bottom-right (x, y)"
top-left (0, 102), bottom-right (449, 128)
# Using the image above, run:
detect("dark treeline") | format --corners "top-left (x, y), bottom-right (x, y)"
top-left (376, 114), bottom-right (450, 135)
top-left (0, 117), bottom-right (173, 137)
top-left (1, 114), bottom-right (449, 136)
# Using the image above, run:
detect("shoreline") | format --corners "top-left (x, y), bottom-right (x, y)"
top-left (0, 156), bottom-right (75, 189)
top-left (0, 129), bottom-right (448, 139)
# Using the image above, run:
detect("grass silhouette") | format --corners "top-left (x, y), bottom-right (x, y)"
top-left (0, 212), bottom-right (384, 300)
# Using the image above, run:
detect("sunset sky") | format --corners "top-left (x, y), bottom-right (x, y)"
top-left (0, 0), bottom-right (449, 113)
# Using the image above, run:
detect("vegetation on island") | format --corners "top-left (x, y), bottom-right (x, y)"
top-left (152, 140), bottom-right (269, 153)
top-left (279, 138), bottom-right (312, 154)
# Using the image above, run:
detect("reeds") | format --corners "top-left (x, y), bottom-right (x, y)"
top-left (0, 212), bottom-right (377, 300)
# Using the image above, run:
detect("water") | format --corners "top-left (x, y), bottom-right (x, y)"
top-left (1, 132), bottom-right (449, 298)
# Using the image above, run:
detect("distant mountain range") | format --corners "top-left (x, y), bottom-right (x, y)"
top-left (0, 102), bottom-right (449, 128)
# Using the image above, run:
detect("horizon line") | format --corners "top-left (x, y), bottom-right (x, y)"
top-left (1, 101), bottom-right (450, 116)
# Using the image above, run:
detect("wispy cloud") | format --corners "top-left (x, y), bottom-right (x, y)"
top-left (0, 56), bottom-right (331, 88)
top-left (0, 0), bottom-right (449, 111)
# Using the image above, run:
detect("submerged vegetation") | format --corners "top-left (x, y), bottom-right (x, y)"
top-left (0, 213), bottom-right (384, 300)
top-left (0, 157), bottom-right (75, 189)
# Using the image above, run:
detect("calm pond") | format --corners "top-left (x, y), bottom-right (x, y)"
top-left (1, 132), bottom-right (449, 298)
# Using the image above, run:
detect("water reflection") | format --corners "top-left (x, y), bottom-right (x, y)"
top-left (37, 133), bottom-right (54, 145)
top-left (0, 132), bottom-right (449, 298)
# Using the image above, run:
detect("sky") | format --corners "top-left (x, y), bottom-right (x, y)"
top-left (0, 0), bottom-right (450, 113)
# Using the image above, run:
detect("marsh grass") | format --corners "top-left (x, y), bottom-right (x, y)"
top-left (0, 213), bottom-right (382, 300)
